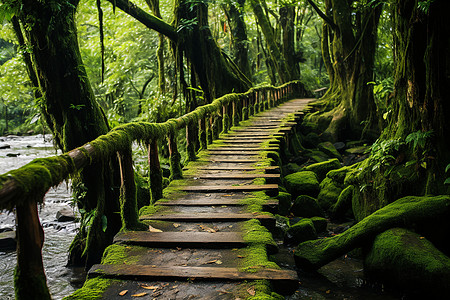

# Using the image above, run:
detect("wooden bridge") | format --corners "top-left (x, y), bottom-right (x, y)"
top-left (0, 82), bottom-right (311, 299)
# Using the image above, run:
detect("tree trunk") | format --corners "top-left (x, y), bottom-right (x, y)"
top-left (146, 0), bottom-right (166, 93)
top-left (223, 0), bottom-right (252, 80)
top-left (309, 0), bottom-right (382, 141)
top-left (16, 0), bottom-right (121, 268)
top-left (280, 4), bottom-right (300, 79)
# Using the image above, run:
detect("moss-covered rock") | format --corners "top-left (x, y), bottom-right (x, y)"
top-left (330, 185), bottom-right (354, 220)
top-left (303, 132), bottom-right (321, 148)
top-left (304, 149), bottom-right (329, 163)
top-left (294, 195), bottom-right (450, 270)
top-left (284, 218), bottom-right (317, 245)
top-left (364, 228), bottom-right (450, 297)
top-left (303, 158), bottom-right (341, 181)
top-left (300, 121), bottom-right (319, 135)
top-left (290, 195), bottom-right (324, 218)
top-left (317, 177), bottom-right (343, 211)
top-left (317, 141), bottom-right (342, 161)
top-left (326, 164), bottom-right (357, 185)
top-left (282, 163), bottom-right (302, 176)
top-left (284, 171), bottom-right (320, 198)
top-left (276, 192), bottom-right (292, 216)
top-left (310, 216), bottom-right (328, 233)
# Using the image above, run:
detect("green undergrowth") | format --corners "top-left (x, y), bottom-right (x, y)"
top-left (63, 277), bottom-right (117, 300)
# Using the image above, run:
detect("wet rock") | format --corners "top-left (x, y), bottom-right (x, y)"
top-left (284, 218), bottom-right (317, 245)
top-left (290, 195), bottom-right (324, 218)
top-left (284, 171), bottom-right (320, 198)
top-left (364, 228), bottom-right (450, 297)
top-left (303, 132), bottom-right (321, 148)
top-left (56, 207), bottom-right (76, 222)
top-left (303, 158), bottom-right (341, 181)
top-left (0, 143), bottom-right (11, 149)
top-left (6, 153), bottom-right (20, 157)
top-left (0, 230), bottom-right (16, 251)
top-left (310, 216), bottom-right (328, 233)
top-left (333, 142), bottom-right (346, 152)
top-left (330, 185), bottom-right (354, 220)
top-left (344, 145), bottom-right (369, 155)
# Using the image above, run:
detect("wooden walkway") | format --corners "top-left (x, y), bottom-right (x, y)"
top-left (87, 99), bottom-right (310, 299)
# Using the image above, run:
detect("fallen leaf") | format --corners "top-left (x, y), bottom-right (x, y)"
top-left (149, 225), bottom-right (163, 232)
top-left (325, 290), bottom-right (331, 294)
top-left (119, 290), bottom-right (128, 296)
top-left (172, 285), bottom-right (178, 289)
top-left (176, 247), bottom-right (182, 251)
top-left (205, 260), bottom-right (218, 264)
top-left (218, 289), bottom-right (232, 294)
top-left (132, 292), bottom-right (148, 297)
top-left (237, 255), bottom-right (245, 258)
top-left (173, 223), bottom-right (181, 228)
top-left (141, 285), bottom-right (159, 290)
top-left (215, 260), bottom-right (223, 264)
top-left (247, 287), bottom-right (256, 296)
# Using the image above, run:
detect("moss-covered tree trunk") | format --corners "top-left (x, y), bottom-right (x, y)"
top-left (15, 0), bottom-right (121, 268)
top-left (146, 0), bottom-right (166, 93)
top-left (223, 0), bottom-right (252, 80)
top-left (351, 0), bottom-right (450, 218)
top-left (309, 0), bottom-right (382, 141)
top-left (280, 4), bottom-right (300, 79)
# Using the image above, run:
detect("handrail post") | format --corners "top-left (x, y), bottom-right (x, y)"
top-left (254, 91), bottom-right (259, 114)
top-left (15, 198), bottom-right (51, 300)
top-left (222, 105), bottom-right (230, 134)
top-left (168, 132), bottom-right (182, 180)
top-left (148, 139), bottom-right (163, 203)
top-left (242, 96), bottom-right (249, 120)
top-left (207, 115), bottom-right (213, 144)
top-left (249, 93), bottom-right (254, 116)
top-left (185, 121), bottom-right (197, 162)
top-left (232, 100), bottom-right (240, 127)
top-left (199, 117), bottom-right (207, 150)
top-left (118, 148), bottom-right (142, 230)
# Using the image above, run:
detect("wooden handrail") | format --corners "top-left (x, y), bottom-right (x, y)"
top-left (0, 80), bottom-right (306, 298)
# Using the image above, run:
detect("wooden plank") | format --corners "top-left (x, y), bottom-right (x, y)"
top-left (208, 147), bottom-right (278, 151)
top-left (88, 264), bottom-right (299, 283)
top-left (114, 231), bottom-right (246, 248)
top-left (189, 173), bottom-right (280, 180)
top-left (193, 165), bottom-right (280, 173)
top-left (155, 199), bottom-right (279, 207)
top-left (207, 151), bottom-right (260, 156)
top-left (178, 184), bottom-right (278, 193)
top-left (223, 136), bottom-right (273, 140)
top-left (140, 212), bottom-right (274, 222)
top-left (201, 158), bottom-right (260, 163)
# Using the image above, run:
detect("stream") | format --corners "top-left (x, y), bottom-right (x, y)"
top-left (0, 134), bottom-right (85, 299)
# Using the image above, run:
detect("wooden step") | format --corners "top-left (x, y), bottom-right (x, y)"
top-left (178, 184), bottom-right (278, 194)
top-left (207, 151), bottom-right (260, 156)
top-left (114, 231), bottom-right (246, 248)
top-left (189, 173), bottom-right (280, 180)
top-left (223, 136), bottom-right (273, 140)
top-left (209, 147), bottom-right (278, 151)
top-left (140, 212), bottom-right (274, 224)
top-left (88, 265), bottom-right (299, 294)
top-left (202, 158), bottom-right (260, 163)
top-left (155, 198), bottom-right (278, 207)
top-left (193, 165), bottom-right (280, 173)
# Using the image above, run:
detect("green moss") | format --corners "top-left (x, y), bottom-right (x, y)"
top-left (238, 244), bottom-right (280, 272)
top-left (242, 219), bottom-right (277, 248)
top-left (310, 216), bottom-right (328, 233)
top-left (169, 149), bottom-right (183, 181)
top-left (285, 218), bottom-right (317, 245)
top-left (236, 280), bottom-right (283, 300)
top-left (138, 204), bottom-right (162, 216)
top-left (275, 192), bottom-right (292, 215)
top-left (331, 185), bottom-right (354, 220)
top-left (242, 106), bottom-right (249, 120)
top-left (284, 171), bottom-right (320, 198)
top-left (63, 277), bottom-right (115, 300)
top-left (303, 158), bottom-right (341, 181)
top-left (222, 114), bottom-right (230, 134)
top-left (295, 195), bottom-right (450, 270)
top-left (318, 142), bottom-right (342, 160)
top-left (101, 244), bottom-right (142, 265)
top-left (14, 266), bottom-right (50, 300)
top-left (364, 228), bottom-right (450, 296)
top-left (317, 177), bottom-right (344, 211)
top-left (291, 195), bottom-right (324, 218)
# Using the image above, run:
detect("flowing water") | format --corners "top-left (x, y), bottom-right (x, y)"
top-left (0, 134), bottom-right (85, 299)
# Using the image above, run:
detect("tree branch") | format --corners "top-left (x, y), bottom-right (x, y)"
top-left (306, 0), bottom-right (337, 30)
top-left (106, 0), bottom-right (178, 41)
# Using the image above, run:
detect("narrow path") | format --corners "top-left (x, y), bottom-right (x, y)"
top-left (87, 98), bottom-right (311, 299)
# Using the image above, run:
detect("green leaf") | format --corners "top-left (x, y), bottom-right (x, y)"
top-left (102, 215), bottom-right (108, 232)
top-left (421, 161), bottom-right (427, 169)
top-left (405, 160), bottom-right (417, 167)
top-left (445, 164), bottom-right (450, 173)
top-left (444, 178), bottom-right (450, 185)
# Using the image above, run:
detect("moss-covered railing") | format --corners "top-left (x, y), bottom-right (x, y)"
top-left (0, 80), bottom-right (305, 299)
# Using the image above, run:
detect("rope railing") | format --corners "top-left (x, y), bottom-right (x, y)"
top-left (0, 80), bottom-right (306, 298)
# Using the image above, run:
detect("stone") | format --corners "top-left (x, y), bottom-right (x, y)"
top-left (282, 163), bottom-right (302, 176)
top-left (330, 185), bottom-right (354, 220)
top-left (318, 142), bottom-right (342, 160)
top-left (284, 171), bottom-right (320, 198)
top-left (317, 177), bottom-right (343, 211)
top-left (284, 218), bottom-right (317, 245)
top-left (333, 142), bottom-right (346, 152)
top-left (56, 207), bottom-right (76, 222)
top-left (0, 230), bottom-right (16, 251)
top-left (304, 149), bottom-right (329, 163)
top-left (290, 195), bottom-right (324, 218)
top-left (303, 158), bottom-right (341, 181)
top-left (276, 192), bottom-right (292, 216)
top-left (303, 132), bottom-right (321, 148)
top-left (310, 216), bottom-right (328, 233)
top-left (364, 228), bottom-right (450, 298)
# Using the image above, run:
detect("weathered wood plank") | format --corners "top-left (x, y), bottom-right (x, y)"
top-left (114, 231), bottom-right (246, 247)
top-left (88, 265), bottom-right (299, 290)
top-left (178, 184), bottom-right (278, 193)
top-left (188, 173), bottom-right (280, 180)
top-left (155, 198), bottom-right (278, 207)
top-left (192, 165), bottom-right (280, 173)
top-left (139, 212), bottom-right (274, 222)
